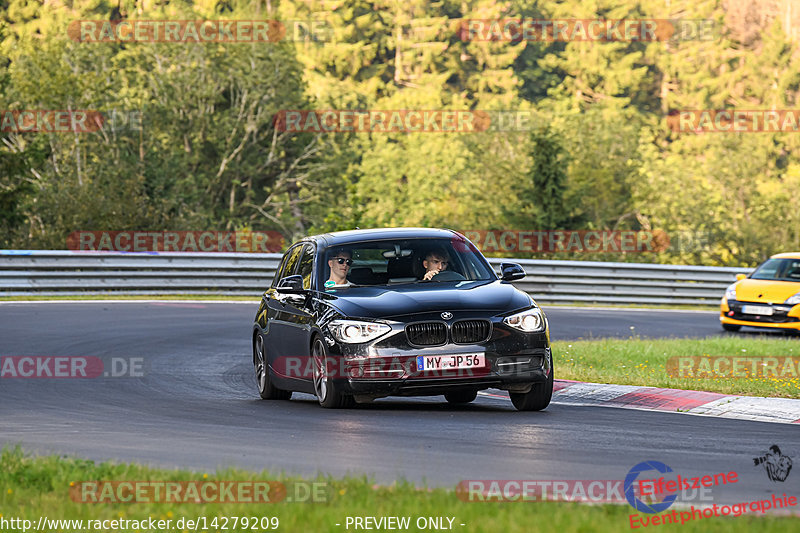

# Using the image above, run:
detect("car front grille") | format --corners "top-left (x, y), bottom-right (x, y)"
top-left (451, 320), bottom-right (491, 343)
top-left (405, 320), bottom-right (492, 345)
top-left (406, 322), bottom-right (447, 346)
top-left (727, 301), bottom-right (798, 323)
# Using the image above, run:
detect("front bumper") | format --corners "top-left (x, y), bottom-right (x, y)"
top-left (720, 298), bottom-right (800, 329)
top-left (342, 349), bottom-right (550, 397)
top-left (325, 313), bottom-right (551, 398)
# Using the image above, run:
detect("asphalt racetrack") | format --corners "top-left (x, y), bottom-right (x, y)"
top-left (1, 301), bottom-right (797, 506)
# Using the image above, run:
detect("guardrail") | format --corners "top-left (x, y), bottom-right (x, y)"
top-left (0, 250), bottom-right (753, 305)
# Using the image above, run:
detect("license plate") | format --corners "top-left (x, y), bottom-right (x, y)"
top-left (742, 305), bottom-right (773, 316)
top-left (416, 354), bottom-right (485, 371)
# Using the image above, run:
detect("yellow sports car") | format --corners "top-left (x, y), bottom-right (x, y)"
top-left (720, 252), bottom-right (800, 332)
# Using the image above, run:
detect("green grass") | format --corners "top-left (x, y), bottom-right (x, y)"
top-left (553, 336), bottom-right (800, 398)
top-left (1, 448), bottom-right (797, 533)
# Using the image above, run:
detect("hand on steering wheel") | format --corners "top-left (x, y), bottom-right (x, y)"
top-left (423, 269), bottom-right (440, 281)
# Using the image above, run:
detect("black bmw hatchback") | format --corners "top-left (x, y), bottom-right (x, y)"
top-left (252, 228), bottom-right (553, 411)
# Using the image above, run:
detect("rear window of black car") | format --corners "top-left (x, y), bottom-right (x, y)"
top-left (318, 238), bottom-right (495, 286)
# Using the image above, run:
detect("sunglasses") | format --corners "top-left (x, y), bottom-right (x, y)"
top-left (333, 257), bottom-right (353, 265)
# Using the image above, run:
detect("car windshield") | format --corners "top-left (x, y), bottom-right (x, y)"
top-left (750, 258), bottom-right (800, 282)
top-left (318, 237), bottom-right (496, 287)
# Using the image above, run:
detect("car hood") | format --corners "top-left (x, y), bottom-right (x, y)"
top-left (734, 279), bottom-right (800, 303)
top-left (322, 280), bottom-right (531, 319)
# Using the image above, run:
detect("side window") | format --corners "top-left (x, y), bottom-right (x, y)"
top-left (272, 245), bottom-right (303, 287)
top-left (786, 261), bottom-right (800, 280)
top-left (297, 245), bottom-right (315, 290)
top-left (272, 256), bottom-right (290, 288)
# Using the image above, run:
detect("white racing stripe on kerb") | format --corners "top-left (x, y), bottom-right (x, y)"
top-left (688, 396), bottom-right (800, 423)
top-left (478, 383), bottom-right (640, 403)
top-left (553, 382), bottom-right (642, 403)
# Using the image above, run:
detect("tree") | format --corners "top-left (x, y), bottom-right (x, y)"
top-left (503, 124), bottom-right (568, 229)
top-left (1, 1), bottom-right (337, 247)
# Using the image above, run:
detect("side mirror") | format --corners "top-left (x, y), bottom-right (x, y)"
top-left (277, 274), bottom-right (304, 292)
top-left (735, 273), bottom-right (747, 281)
top-left (500, 262), bottom-right (526, 281)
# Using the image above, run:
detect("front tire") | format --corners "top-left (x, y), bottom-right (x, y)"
top-left (311, 337), bottom-right (354, 409)
top-left (510, 364), bottom-right (553, 412)
top-left (445, 390), bottom-right (478, 404)
top-left (722, 323), bottom-right (741, 332)
top-left (254, 333), bottom-right (291, 400)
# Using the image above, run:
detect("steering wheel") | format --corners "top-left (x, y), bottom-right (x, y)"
top-left (429, 270), bottom-right (466, 282)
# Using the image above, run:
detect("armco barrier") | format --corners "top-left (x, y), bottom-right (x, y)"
top-left (0, 250), bottom-right (753, 305)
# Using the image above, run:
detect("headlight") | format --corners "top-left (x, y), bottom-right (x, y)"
top-left (328, 320), bottom-right (391, 343)
top-left (785, 292), bottom-right (800, 306)
top-left (725, 284), bottom-right (737, 301)
top-left (503, 307), bottom-right (545, 332)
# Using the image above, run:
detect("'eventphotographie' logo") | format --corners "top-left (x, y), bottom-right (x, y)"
top-left (625, 461), bottom-right (677, 514)
top-left (754, 445), bottom-right (793, 482)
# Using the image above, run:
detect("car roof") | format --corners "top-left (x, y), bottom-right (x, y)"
top-left (770, 252), bottom-right (800, 260)
top-left (300, 227), bottom-right (462, 248)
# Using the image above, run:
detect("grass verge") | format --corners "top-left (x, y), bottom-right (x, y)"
top-left (1, 449), bottom-right (797, 533)
top-left (553, 336), bottom-right (800, 398)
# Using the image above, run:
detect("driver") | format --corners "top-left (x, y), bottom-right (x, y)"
top-left (422, 248), bottom-right (450, 281)
top-left (326, 248), bottom-right (352, 288)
